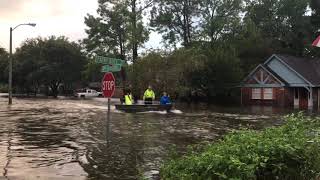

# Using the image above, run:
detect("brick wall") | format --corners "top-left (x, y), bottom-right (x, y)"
top-left (241, 87), bottom-right (293, 107)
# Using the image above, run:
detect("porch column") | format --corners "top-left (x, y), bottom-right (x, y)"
top-left (240, 88), bottom-right (243, 106)
top-left (308, 87), bottom-right (313, 109)
top-left (318, 89), bottom-right (320, 109)
top-left (294, 88), bottom-right (299, 108)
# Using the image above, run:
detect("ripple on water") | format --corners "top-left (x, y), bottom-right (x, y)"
top-left (0, 98), bottom-right (284, 179)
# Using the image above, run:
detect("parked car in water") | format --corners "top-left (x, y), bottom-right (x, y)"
top-left (75, 89), bottom-right (102, 98)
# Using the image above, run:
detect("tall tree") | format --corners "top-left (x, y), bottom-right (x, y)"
top-left (150, 0), bottom-right (202, 46)
top-left (200, 0), bottom-right (243, 42)
top-left (14, 36), bottom-right (87, 97)
top-left (83, 1), bottom-right (129, 59)
top-left (83, 0), bottom-right (150, 63)
top-left (245, 0), bottom-right (310, 55)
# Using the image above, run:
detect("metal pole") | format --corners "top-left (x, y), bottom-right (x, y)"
top-left (8, 27), bottom-right (12, 105)
top-left (107, 98), bottom-right (111, 120)
top-left (106, 98), bottom-right (111, 145)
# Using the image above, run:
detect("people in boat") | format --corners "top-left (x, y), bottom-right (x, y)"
top-left (143, 85), bottom-right (155, 104)
top-left (160, 92), bottom-right (171, 105)
top-left (124, 91), bottom-right (133, 105)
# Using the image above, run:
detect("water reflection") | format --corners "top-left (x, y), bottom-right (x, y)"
top-left (0, 98), bottom-right (290, 179)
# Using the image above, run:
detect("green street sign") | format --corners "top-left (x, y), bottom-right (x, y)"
top-left (95, 56), bottom-right (125, 65)
top-left (101, 64), bottom-right (122, 72)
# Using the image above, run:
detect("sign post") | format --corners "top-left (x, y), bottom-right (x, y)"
top-left (102, 72), bottom-right (116, 138)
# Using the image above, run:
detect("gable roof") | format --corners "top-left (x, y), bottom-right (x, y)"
top-left (274, 54), bottom-right (320, 86)
top-left (263, 65), bottom-right (289, 86)
top-left (242, 64), bottom-right (286, 86)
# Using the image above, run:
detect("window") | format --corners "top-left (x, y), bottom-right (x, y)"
top-left (252, 88), bottom-right (261, 99)
top-left (263, 88), bottom-right (273, 100)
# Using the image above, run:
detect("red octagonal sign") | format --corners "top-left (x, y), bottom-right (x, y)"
top-left (102, 73), bottom-right (116, 98)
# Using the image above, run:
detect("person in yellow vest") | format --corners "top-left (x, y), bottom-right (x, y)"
top-left (143, 85), bottom-right (155, 104)
top-left (124, 91), bottom-right (133, 105)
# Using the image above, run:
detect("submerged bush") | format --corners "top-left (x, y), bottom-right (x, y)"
top-left (0, 84), bottom-right (8, 93)
top-left (161, 113), bottom-right (320, 179)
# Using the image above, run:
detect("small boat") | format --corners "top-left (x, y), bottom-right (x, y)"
top-left (115, 104), bottom-right (173, 113)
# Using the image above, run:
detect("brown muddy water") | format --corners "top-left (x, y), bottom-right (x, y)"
top-left (0, 97), bottom-right (291, 179)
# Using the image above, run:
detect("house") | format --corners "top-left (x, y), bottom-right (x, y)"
top-left (241, 54), bottom-right (320, 109)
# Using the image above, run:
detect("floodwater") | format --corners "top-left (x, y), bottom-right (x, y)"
top-left (0, 97), bottom-right (290, 179)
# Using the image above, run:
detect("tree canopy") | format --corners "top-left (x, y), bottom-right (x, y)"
top-left (1, 0), bottom-right (319, 102)
top-left (13, 36), bottom-right (87, 97)
top-left (80, 0), bottom-right (320, 102)
top-left (83, 0), bottom-right (150, 63)
top-left (0, 47), bottom-right (8, 84)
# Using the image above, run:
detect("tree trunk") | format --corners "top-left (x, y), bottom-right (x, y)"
top-left (50, 83), bottom-right (59, 98)
top-left (182, 0), bottom-right (189, 46)
top-left (131, 0), bottom-right (138, 63)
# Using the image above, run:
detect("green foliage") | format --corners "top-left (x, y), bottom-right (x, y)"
top-left (128, 43), bottom-right (243, 101)
top-left (201, 0), bottom-right (243, 42)
top-left (245, 0), bottom-right (311, 56)
top-left (161, 113), bottom-right (320, 179)
top-left (13, 36), bottom-right (87, 97)
top-left (0, 47), bottom-right (8, 84)
top-left (83, 0), bottom-right (150, 62)
top-left (0, 84), bottom-right (8, 93)
top-left (150, 0), bottom-right (202, 46)
top-left (82, 0), bottom-right (320, 102)
top-left (82, 60), bottom-right (103, 83)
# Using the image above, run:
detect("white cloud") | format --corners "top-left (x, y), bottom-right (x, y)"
top-left (0, 0), bottom-right (162, 52)
top-left (0, 0), bottom-right (98, 50)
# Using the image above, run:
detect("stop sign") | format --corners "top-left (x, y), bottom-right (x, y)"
top-left (101, 73), bottom-right (116, 98)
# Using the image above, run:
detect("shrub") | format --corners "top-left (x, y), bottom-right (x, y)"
top-left (161, 113), bottom-right (320, 179)
top-left (0, 84), bottom-right (8, 93)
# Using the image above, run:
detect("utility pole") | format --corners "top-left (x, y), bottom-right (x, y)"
top-left (8, 23), bottom-right (36, 105)
top-left (8, 28), bottom-right (12, 105)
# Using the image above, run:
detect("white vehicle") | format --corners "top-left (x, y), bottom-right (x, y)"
top-left (75, 89), bottom-right (102, 98)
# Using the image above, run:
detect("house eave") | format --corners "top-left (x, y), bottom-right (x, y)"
top-left (240, 84), bottom-right (284, 88)
top-left (264, 54), bottom-right (314, 87)
top-left (242, 64), bottom-right (286, 86)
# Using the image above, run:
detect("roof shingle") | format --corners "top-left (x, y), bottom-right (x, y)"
top-left (275, 54), bottom-right (320, 86)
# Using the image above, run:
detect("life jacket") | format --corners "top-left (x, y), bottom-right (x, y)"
top-left (143, 89), bottom-right (155, 99)
top-left (125, 94), bottom-right (133, 105)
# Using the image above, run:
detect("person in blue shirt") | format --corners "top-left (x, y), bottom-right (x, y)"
top-left (160, 92), bottom-right (171, 105)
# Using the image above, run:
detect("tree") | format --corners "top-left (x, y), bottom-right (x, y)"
top-left (14, 36), bottom-right (87, 97)
top-left (0, 47), bottom-right (8, 84)
top-left (83, 1), bottom-right (129, 59)
top-left (200, 0), bottom-right (243, 42)
top-left (83, 0), bottom-right (150, 63)
top-left (244, 0), bottom-right (310, 55)
top-left (234, 18), bottom-right (273, 75)
top-left (150, 0), bottom-right (202, 46)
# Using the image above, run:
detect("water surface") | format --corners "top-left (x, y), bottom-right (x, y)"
top-left (0, 98), bottom-right (286, 179)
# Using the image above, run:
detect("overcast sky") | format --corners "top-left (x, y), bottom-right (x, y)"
top-left (0, 0), bottom-right (161, 52)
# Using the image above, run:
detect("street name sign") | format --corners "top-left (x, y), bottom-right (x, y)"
top-left (101, 64), bottom-right (122, 72)
top-left (95, 56), bottom-right (125, 65)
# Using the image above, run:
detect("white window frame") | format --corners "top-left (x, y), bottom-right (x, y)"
top-left (263, 88), bottom-right (273, 100)
top-left (252, 88), bottom-right (261, 99)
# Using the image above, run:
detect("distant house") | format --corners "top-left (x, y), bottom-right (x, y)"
top-left (241, 54), bottom-right (320, 109)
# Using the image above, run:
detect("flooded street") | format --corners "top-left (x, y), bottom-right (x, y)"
top-left (0, 97), bottom-right (286, 179)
